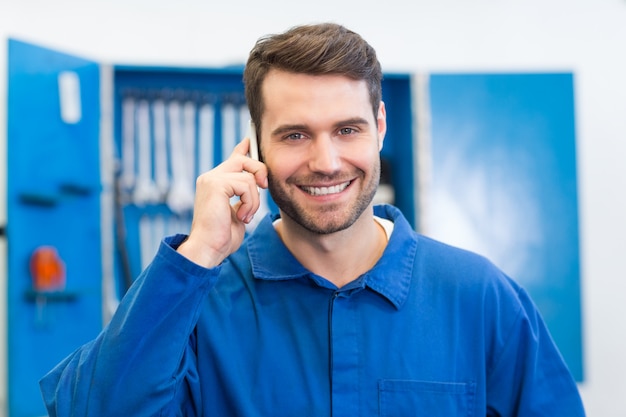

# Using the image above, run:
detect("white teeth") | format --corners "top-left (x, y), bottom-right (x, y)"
top-left (302, 181), bottom-right (350, 196)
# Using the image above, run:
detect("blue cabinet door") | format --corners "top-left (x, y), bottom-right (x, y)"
top-left (426, 73), bottom-right (583, 381)
top-left (7, 39), bottom-right (103, 416)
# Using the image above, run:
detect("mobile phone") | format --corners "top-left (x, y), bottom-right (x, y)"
top-left (246, 120), bottom-right (259, 161)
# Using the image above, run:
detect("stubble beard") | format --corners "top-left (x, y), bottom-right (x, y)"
top-left (267, 159), bottom-right (381, 235)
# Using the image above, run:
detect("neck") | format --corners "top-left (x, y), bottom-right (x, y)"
top-left (275, 208), bottom-right (387, 288)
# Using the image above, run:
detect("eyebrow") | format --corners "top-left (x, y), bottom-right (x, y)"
top-left (270, 117), bottom-right (370, 137)
top-left (271, 124), bottom-right (309, 137)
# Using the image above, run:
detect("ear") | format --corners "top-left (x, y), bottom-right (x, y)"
top-left (377, 101), bottom-right (387, 151)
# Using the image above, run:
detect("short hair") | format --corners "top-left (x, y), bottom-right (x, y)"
top-left (243, 23), bottom-right (383, 136)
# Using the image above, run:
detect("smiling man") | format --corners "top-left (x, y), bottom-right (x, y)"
top-left (263, 71), bottom-right (383, 236)
top-left (40, 23), bottom-right (585, 416)
top-left (259, 70), bottom-right (387, 287)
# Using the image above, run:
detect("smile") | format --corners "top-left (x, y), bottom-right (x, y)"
top-left (300, 181), bottom-right (351, 196)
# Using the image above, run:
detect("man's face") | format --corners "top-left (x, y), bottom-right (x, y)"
top-left (259, 69), bottom-right (387, 235)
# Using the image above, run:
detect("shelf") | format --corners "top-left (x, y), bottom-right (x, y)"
top-left (23, 290), bottom-right (79, 303)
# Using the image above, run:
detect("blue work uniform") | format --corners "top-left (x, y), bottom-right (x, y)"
top-left (40, 204), bottom-right (585, 416)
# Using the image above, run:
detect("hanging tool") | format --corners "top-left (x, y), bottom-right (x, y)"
top-left (121, 96), bottom-right (136, 194)
top-left (182, 100), bottom-right (197, 192)
top-left (166, 99), bottom-right (195, 214)
top-left (221, 103), bottom-right (237, 162)
top-left (133, 99), bottom-right (159, 206)
top-left (152, 98), bottom-right (170, 201)
top-left (198, 102), bottom-right (215, 175)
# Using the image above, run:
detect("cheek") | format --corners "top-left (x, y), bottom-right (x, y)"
top-left (350, 144), bottom-right (381, 173)
top-left (264, 153), bottom-right (296, 180)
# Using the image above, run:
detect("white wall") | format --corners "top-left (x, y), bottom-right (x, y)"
top-left (1, 0), bottom-right (625, 415)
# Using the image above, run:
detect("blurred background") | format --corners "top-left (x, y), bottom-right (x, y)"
top-left (0, 0), bottom-right (625, 415)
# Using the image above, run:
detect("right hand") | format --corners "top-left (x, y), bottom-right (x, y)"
top-left (176, 138), bottom-right (268, 268)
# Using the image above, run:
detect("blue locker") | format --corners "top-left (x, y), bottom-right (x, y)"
top-left (426, 73), bottom-right (584, 381)
top-left (7, 39), bottom-right (103, 416)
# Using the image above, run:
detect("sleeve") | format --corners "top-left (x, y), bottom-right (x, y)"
top-left (39, 235), bottom-right (220, 417)
top-left (485, 286), bottom-right (586, 417)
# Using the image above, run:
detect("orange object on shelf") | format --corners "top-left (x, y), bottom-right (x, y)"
top-left (29, 246), bottom-right (66, 292)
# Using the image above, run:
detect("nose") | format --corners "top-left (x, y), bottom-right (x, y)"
top-left (308, 135), bottom-right (341, 174)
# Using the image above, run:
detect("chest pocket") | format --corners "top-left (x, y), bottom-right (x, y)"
top-left (379, 379), bottom-right (475, 417)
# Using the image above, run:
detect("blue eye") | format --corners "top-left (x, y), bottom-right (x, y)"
top-left (339, 127), bottom-right (356, 135)
top-left (286, 132), bottom-right (305, 141)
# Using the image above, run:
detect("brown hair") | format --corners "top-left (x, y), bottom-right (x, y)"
top-left (243, 23), bottom-right (383, 136)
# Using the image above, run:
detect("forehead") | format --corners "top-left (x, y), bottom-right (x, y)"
top-left (261, 69), bottom-right (371, 120)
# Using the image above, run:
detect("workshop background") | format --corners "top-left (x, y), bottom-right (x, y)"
top-left (0, 0), bottom-right (625, 416)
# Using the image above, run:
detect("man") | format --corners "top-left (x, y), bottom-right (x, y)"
top-left (40, 23), bottom-right (585, 416)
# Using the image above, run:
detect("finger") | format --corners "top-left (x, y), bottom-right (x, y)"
top-left (232, 137), bottom-right (252, 157)
top-left (246, 161), bottom-right (268, 189)
top-left (231, 147), bottom-right (268, 190)
top-left (211, 171), bottom-right (259, 222)
top-left (236, 194), bottom-right (258, 224)
top-left (234, 175), bottom-right (262, 223)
